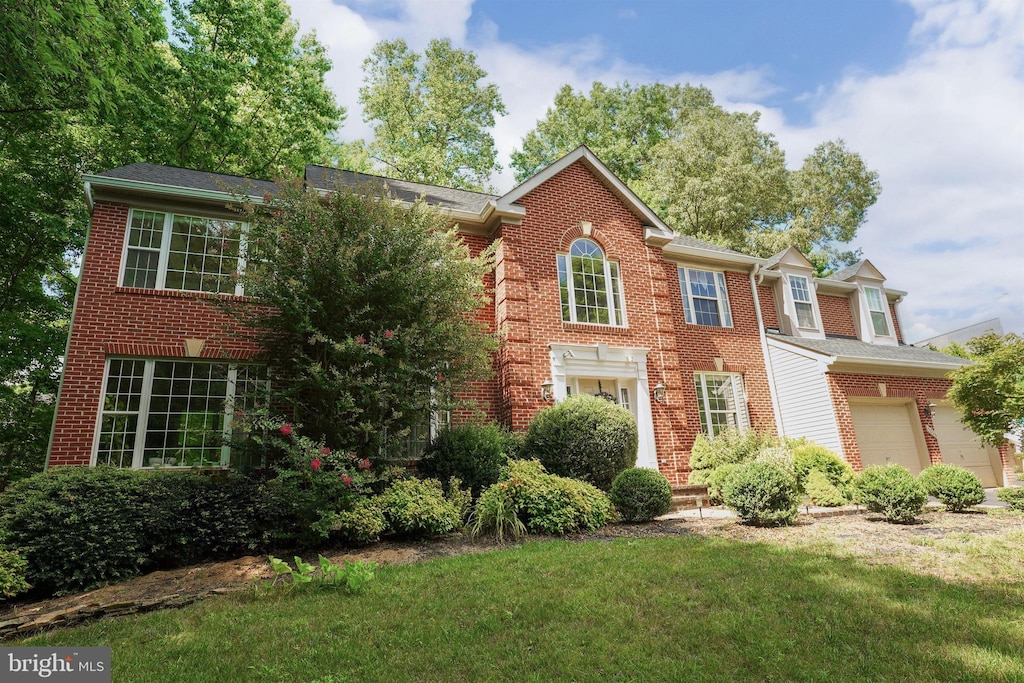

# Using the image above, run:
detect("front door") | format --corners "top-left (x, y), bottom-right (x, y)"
top-left (566, 377), bottom-right (638, 422)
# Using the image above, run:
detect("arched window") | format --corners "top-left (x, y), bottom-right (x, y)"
top-left (556, 238), bottom-right (625, 326)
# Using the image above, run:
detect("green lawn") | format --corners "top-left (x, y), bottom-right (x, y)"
top-left (17, 535), bottom-right (1024, 682)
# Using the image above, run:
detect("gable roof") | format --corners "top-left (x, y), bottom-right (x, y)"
top-left (826, 259), bottom-right (887, 282)
top-left (304, 165), bottom-right (498, 215)
top-left (763, 246), bottom-right (815, 270)
top-left (90, 162), bottom-right (278, 199)
top-left (767, 332), bottom-right (970, 369)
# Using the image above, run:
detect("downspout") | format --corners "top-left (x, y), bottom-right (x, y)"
top-left (750, 264), bottom-right (784, 436)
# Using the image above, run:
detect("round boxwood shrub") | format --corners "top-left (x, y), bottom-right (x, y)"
top-left (522, 394), bottom-right (638, 491)
top-left (854, 464), bottom-right (927, 523)
top-left (417, 423), bottom-right (511, 498)
top-left (792, 443), bottom-right (855, 495)
top-left (804, 469), bottom-right (849, 507)
top-left (610, 468), bottom-right (672, 522)
top-left (918, 464), bottom-right (985, 512)
top-left (722, 460), bottom-right (800, 527)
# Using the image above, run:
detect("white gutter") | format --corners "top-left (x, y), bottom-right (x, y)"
top-left (84, 181), bottom-right (94, 211)
top-left (83, 174), bottom-right (269, 204)
top-left (662, 242), bottom-right (763, 266)
top-left (750, 265), bottom-right (784, 435)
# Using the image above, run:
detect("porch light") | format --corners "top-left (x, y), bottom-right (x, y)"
top-left (541, 380), bottom-right (554, 401)
top-left (653, 383), bottom-right (667, 403)
top-left (923, 402), bottom-right (936, 418)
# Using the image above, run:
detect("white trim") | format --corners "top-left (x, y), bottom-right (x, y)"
top-left (751, 269), bottom-right (783, 435)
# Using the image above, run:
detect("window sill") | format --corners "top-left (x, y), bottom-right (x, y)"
top-left (562, 322), bottom-right (631, 335)
top-left (684, 323), bottom-right (736, 332)
top-left (116, 286), bottom-right (252, 303)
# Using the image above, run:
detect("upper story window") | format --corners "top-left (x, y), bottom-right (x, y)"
top-left (556, 238), bottom-right (625, 326)
top-left (788, 275), bottom-right (816, 329)
top-left (122, 209), bottom-right (244, 295)
top-left (679, 268), bottom-right (733, 327)
top-left (863, 286), bottom-right (890, 336)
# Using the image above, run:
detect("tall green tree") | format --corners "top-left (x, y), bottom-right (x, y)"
top-left (359, 38), bottom-right (506, 190)
top-left (946, 333), bottom-right (1024, 446)
top-left (513, 81), bottom-right (880, 270)
top-left (229, 180), bottom-right (496, 454)
top-left (510, 81), bottom-right (716, 183)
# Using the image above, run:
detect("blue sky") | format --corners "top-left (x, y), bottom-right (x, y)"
top-left (289, 0), bottom-right (1023, 341)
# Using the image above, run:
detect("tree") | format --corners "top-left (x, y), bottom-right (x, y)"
top-left (229, 180), bottom-right (496, 455)
top-left (359, 38), bottom-right (506, 190)
top-left (513, 81), bottom-right (880, 269)
top-left (510, 81), bottom-right (716, 183)
top-left (946, 333), bottom-right (1024, 446)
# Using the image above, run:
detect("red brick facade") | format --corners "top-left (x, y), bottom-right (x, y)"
top-left (818, 294), bottom-right (858, 337)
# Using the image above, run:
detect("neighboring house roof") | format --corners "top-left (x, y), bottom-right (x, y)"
top-left (912, 318), bottom-right (1004, 348)
top-left (93, 162), bottom-right (279, 197)
top-left (304, 165), bottom-right (498, 215)
top-left (767, 332), bottom-right (971, 369)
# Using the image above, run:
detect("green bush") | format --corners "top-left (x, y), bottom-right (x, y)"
top-left (854, 464), bottom-right (927, 523)
top-left (522, 394), bottom-right (638, 491)
top-left (0, 548), bottom-right (30, 598)
top-left (707, 463), bottom-right (741, 505)
top-left (418, 423), bottom-right (511, 498)
top-left (689, 429), bottom-right (778, 478)
top-left (469, 483), bottom-right (526, 542)
top-left (722, 460), bottom-right (799, 527)
top-left (996, 487), bottom-right (1024, 511)
top-left (792, 444), bottom-right (855, 495)
top-left (609, 468), bottom-right (672, 522)
top-left (376, 478), bottom-right (461, 537)
top-left (805, 469), bottom-right (849, 507)
top-left (443, 477), bottom-right (474, 523)
top-left (505, 459), bottom-right (612, 534)
top-left (918, 464), bottom-right (985, 512)
top-left (324, 498), bottom-right (389, 545)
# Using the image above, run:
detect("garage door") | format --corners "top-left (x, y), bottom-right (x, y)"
top-left (849, 402), bottom-right (926, 474)
top-left (932, 404), bottom-right (999, 487)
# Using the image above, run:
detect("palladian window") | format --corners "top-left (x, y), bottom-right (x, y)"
top-left (556, 239), bottom-right (625, 326)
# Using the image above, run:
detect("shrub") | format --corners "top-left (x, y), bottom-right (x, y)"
top-left (689, 429), bottom-right (778, 478)
top-left (722, 460), bottom-right (799, 527)
top-left (854, 464), bottom-right (927, 523)
top-left (918, 464), bottom-right (985, 512)
top-left (376, 478), bottom-right (461, 537)
top-left (805, 470), bottom-right (849, 507)
top-left (521, 394), bottom-right (638, 491)
top-left (324, 498), bottom-right (389, 545)
top-left (997, 487), bottom-right (1024, 511)
top-left (418, 423), bottom-right (510, 497)
top-left (0, 548), bottom-right (30, 599)
top-left (443, 477), bottom-right (474, 523)
top-left (609, 468), bottom-right (672, 522)
top-left (707, 463), bottom-right (741, 505)
top-left (792, 444), bottom-right (855, 495)
top-left (469, 483), bottom-right (526, 542)
top-left (505, 459), bottom-right (612, 534)
top-left (754, 445), bottom-right (796, 479)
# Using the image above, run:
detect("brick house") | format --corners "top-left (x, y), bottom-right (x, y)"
top-left (47, 147), bottom-right (1011, 487)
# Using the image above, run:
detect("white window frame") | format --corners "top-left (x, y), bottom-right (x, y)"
top-left (679, 267), bottom-right (733, 327)
top-left (863, 286), bottom-right (891, 337)
top-left (119, 209), bottom-right (247, 296)
top-left (693, 372), bottom-right (749, 439)
top-left (788, 274), bottom-right (818, 330)
top-left (557, 239), bottom-right (626, 327)
top-left (93, 358), bottom-right (267, 469)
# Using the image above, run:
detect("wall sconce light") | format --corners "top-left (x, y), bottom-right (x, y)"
top-left (922, 402), bottom-right (936, 418)
top-left (653, 383), bottom-right (667, 404)
top-left (541, 380), bottom-right (554, 401)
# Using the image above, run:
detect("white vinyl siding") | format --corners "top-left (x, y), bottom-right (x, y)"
top-left (767, 342), bottom-right (843, 454)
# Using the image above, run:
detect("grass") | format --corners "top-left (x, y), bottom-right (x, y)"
top-left (16, 534), bottom-right (1024, 683)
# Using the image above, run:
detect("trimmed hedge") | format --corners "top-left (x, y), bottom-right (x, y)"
top-left (722, 460), bottom-right (800, 527)
top-left (610, 468), bottom-right (672, 522)
top-left (918, 464), bottom-right (985, 512)
top-left (522, 394), bottom-right (638, 491)
top-left (854, 464), bottom-right (927, 523)
top-left (417, 423), bottom-right (512, 497)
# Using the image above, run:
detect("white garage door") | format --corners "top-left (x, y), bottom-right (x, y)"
top-left (932, 404), bottom-right (999, 487)
top-left (850, 401), bottom-right (926, 474)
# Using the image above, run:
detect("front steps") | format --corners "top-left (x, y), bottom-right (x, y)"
top-left (669, 484), bottom-right (710, 513)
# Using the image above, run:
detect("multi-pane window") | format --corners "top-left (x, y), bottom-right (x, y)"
top-left (694, 373), bottom-right (748, 438)
top-left (679, 268), bottom-right (733, 327)
top-left (788, 275), bottom-right (816, 329)
top-left (557, 239), bottom-right (625, 326)
top-left (864, 287), bottom-right (890, 336)
top-left (96, 359), bottom-right (267, 469)
top-left (122, 210), bottom-right (244, 295)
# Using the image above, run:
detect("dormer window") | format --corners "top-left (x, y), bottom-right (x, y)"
top-left (864, 286), bottom-right (890, 336)
top-left (557, 239), bottom-right (626, 326)
top-left (788, 275), bottom-right (816, 329)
